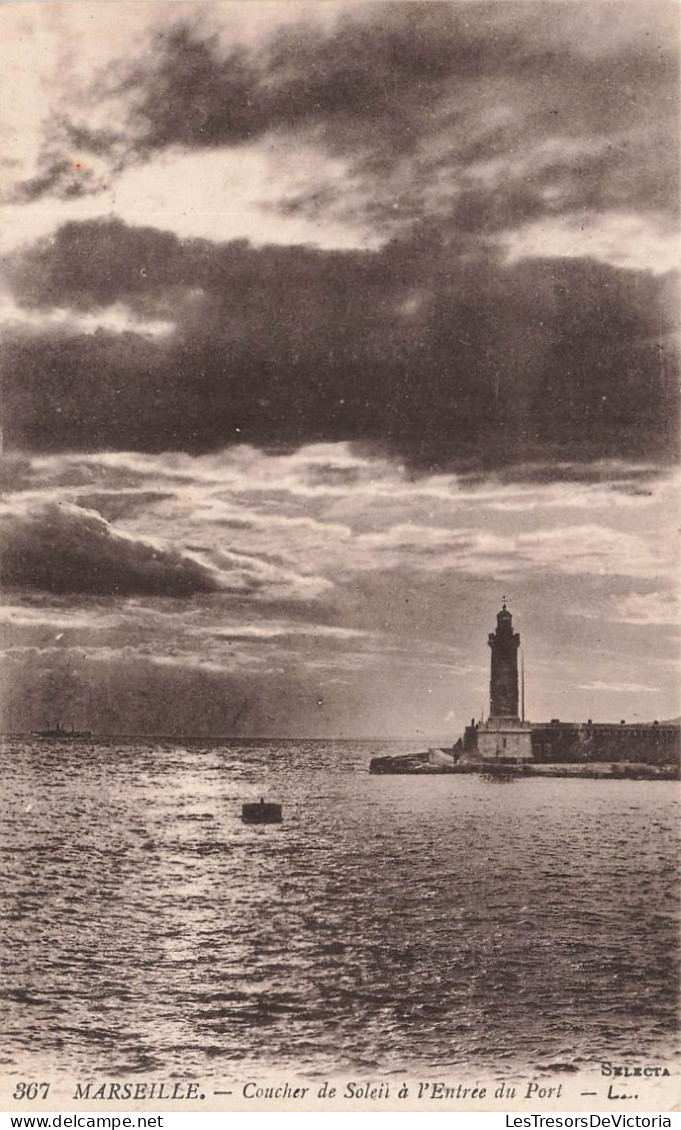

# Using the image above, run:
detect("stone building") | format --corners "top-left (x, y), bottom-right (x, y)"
top-left (530, 719), bottom-right (680, 765)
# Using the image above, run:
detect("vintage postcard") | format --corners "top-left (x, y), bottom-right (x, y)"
top-left (1, 0), bottom-right (679, 1115)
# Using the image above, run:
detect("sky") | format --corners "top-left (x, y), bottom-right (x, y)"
top-left (0, 0), bottom-right (678, 737)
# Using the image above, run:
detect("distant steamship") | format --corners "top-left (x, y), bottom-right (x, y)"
top-left (370, 602), bottom-right (680, 776)
top-left (32, 722), bottom-right (93, 740)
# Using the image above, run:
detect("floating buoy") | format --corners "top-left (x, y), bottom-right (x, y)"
top-left (241, 797), bottom-right (283, 824)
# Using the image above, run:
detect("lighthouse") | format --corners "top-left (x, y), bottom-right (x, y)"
top-left (488, 599), bottom-right (520, 718)
top-left (476, 600), bottom-right (533, 762)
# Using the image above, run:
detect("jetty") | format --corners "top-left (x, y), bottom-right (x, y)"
top-left (369, 752), bottom-right (679, 780)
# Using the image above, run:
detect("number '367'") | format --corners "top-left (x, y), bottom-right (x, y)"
top-left (13, 1082), bottom-right (51, 1100)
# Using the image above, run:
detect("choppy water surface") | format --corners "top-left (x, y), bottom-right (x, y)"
top-left (1, 737), bottom-right (678, 1079)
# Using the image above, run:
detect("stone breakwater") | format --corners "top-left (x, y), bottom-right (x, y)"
top-left (369, 754), bottom-right (680, 779)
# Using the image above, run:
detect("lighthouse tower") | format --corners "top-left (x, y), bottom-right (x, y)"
top-left (488, 600), bottom-right (520, 718)
top-left (477, 600), bottom-right (533, 762)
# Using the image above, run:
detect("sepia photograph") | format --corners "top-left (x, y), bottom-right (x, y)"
top-left (0, 0), bottom-right (679, 1114)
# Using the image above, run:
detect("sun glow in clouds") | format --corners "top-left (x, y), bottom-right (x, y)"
top-left (0, 0), bottom-right (678, 735)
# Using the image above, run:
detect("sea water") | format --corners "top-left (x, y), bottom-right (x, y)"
top-left (1, 737), bottom-right (678, 1079)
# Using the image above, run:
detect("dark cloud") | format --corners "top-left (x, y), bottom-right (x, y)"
top-left (0, 501), bottom-right (222, 597)
top-left (12, 157), bottom-right (100, 204)
top-left (5, 219), bottom-right (186, 313)
top-left (15, 2), bottom-right (679, 232)
top-left (2, 218), bottom-right (678, 472)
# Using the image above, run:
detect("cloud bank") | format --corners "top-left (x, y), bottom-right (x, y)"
top-left (3, 218), bottom-right (678, 470)
top-left (2, 3), bottom-right (678, 472)
top-left (13, 2), bottom-right (679, 239)
top-left (0, 500), bottom-right (223, 596)
top-left (1, 444), bottom-right (678, 732)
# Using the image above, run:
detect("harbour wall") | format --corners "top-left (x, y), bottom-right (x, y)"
top-left (529, 721), bottom-right (680, 765)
